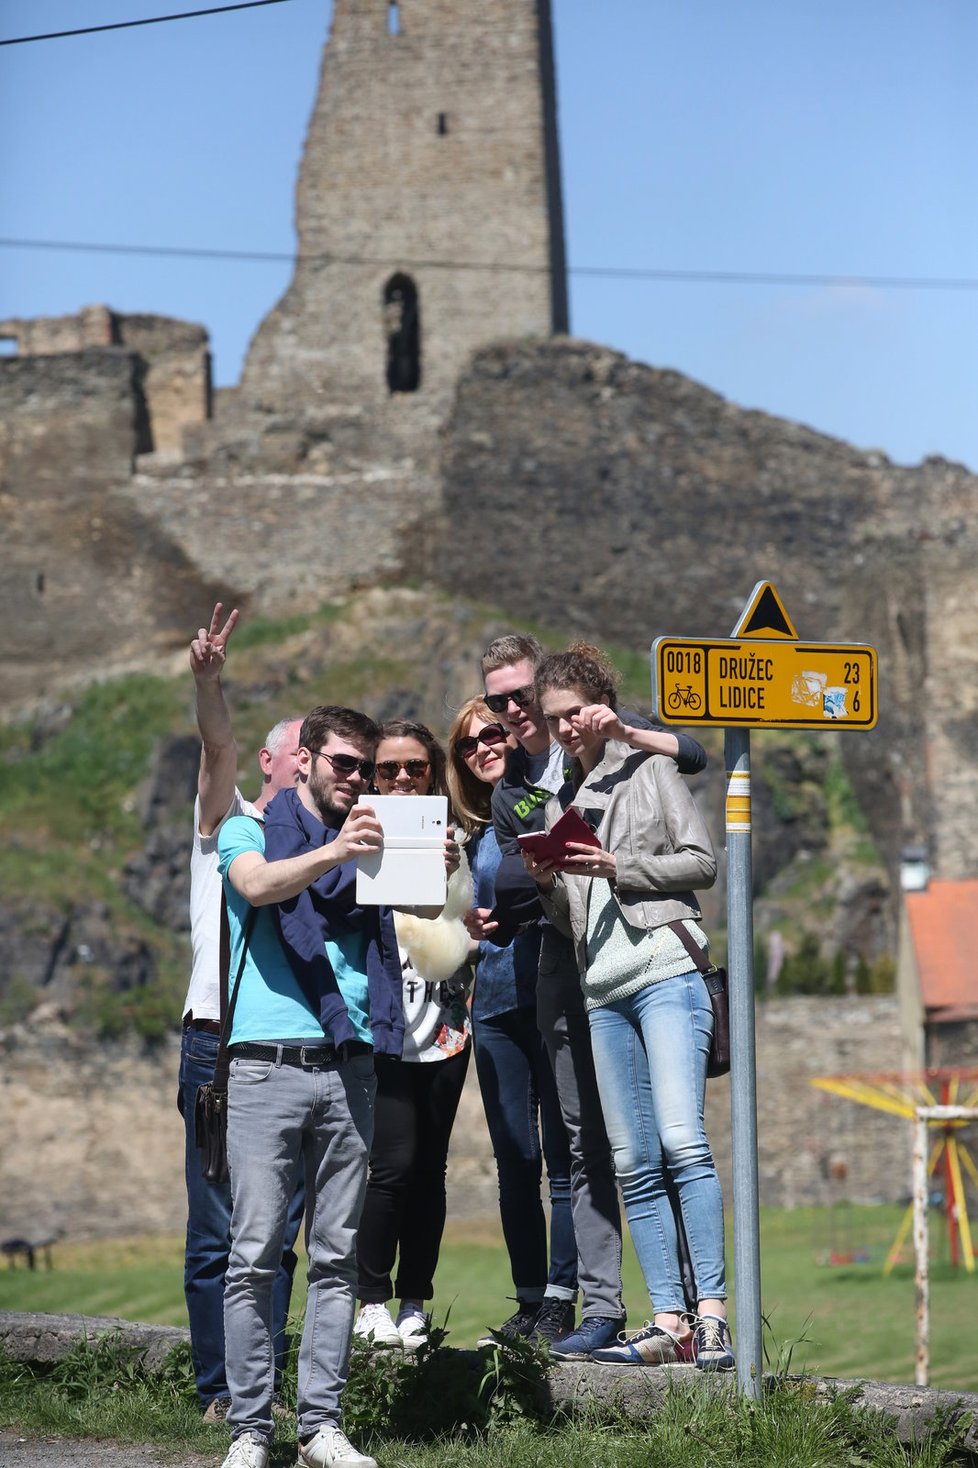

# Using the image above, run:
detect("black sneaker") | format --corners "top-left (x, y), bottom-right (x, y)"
top-left (692, 1313), bottom-right (735, 1371)
top-left (533, 1296), bottom-right (576, 1345)
top-left (476, 1298), bottom-right (540, 1348)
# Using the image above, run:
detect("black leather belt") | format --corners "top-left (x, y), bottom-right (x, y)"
top-left (183, 1015), bottom-right (222, 1035)
top-left (229, 1041), bottom-right (372, 1068)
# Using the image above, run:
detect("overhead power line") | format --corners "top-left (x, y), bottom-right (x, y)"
top-left (0, 0), bottom-right (290, 47)
top-left (0, 235), bottom-right (976, 293)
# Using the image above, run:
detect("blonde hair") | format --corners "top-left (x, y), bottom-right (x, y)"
top-left (446, 696), bottom-right (506, 836)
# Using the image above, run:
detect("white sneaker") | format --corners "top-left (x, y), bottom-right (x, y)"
top-left (353, 1301), bottom-right (402, 1349)
top-left (298, 1422), bottom-right (378, 1468)
top-left (220, 1433), bottom-right (269, 1468)
top-left (396, 1307), bottom-right (429, 1352)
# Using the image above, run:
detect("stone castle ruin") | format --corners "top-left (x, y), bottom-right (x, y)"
top-left (2, 0), bottom-right (977, 900)
top-left (232, 0), bottom-right (567, 444)
top-left (0, 304), bottom-right (210, 457)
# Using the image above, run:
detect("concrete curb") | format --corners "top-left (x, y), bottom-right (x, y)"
top-left (545, 1359), bottom-right (978, 1453)
top-left (2, 1311), bottom-right (976, 1455)
top-left (0, 1310), bottom-right (190, 1373)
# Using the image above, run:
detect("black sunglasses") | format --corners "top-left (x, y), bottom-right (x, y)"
top-left (455, 723), bottom-right (510, 759)
top-left (483, 685), bottom-right (536, 715)
top-left (375, 758), bottom-right (431, 781)
top-left (311, 750), bottom-right (375, 780)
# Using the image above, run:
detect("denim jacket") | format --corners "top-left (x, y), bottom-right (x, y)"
top-left (538, 740), bottom-right (718, 974)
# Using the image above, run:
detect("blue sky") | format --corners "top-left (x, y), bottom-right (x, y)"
top-left (2, 0), bottom-right (977, 469)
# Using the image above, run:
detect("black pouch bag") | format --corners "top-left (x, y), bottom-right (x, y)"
top-left (195, 901), bottom-right (255, 1185)
top-left (195, 1081), bottom-right (230, 1185)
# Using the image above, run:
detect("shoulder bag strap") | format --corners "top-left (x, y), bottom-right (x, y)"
top-left (666, 919), bottom-right (716, 975)
top-left (214, 894), bottom-right (257, 1093)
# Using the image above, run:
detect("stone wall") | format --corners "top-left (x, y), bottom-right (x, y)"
top-left (708, 996), bottom-right (915, 1210)
top-left (0, 348), bottom-right (225, 702)
top-left (0, 305), bottom-right (117, 355)
top-left (0, 307), bottom-right (210, 458)
top-left (114, 314), bottom-right (210, 457)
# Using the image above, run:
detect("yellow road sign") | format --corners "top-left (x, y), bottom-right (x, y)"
top-left (651, 637), bottom-right (878, 729)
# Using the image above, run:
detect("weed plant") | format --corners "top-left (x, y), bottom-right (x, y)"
top-left (1, 1330), bottom-right (972, 1468)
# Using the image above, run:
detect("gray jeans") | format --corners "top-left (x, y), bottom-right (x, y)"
top-left (537, 927), bottom-right (624, 1321)
top-left (224, 1050), bottom-right (376, 1442)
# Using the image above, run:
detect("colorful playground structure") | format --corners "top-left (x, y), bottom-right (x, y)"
top-left (811, 1067), bottom-right (978, 1273)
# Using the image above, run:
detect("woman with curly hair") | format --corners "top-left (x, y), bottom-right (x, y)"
top-left (522, 646), bottom-right (733, 1371)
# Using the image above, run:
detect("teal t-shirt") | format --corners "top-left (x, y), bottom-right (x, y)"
top-left (218, 815), bottom-right (371, 1045)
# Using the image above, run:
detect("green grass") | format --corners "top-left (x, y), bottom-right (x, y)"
top-left (1, 1336), bottom-right (972, 1468)
top-left (0, 1208), bottom-right (974, 1391)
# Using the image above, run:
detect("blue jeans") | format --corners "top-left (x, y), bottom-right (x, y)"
top-left (178, 1028), bottom-right (304, 1403)
top-left (472, 1006), bottom-right (577, 1300)
top-left (224, 1050), bottom-right (376, 1443)
top-left (588, 970), bottom-right (726, 1315)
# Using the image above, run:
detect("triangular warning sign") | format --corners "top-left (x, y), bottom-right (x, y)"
top-left (731, 581), bottom-right (798, 639)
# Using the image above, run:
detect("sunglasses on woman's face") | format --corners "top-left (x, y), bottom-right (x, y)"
top-left (483, 685), bottom-right (535, 715)
top-left (374, 758), bottom-right (431, 782)
top-left (455, 723), bottom-right (510, 759)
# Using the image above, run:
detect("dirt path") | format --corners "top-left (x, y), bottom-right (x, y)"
top-left (0, 1431), bottom-right (213, 1467)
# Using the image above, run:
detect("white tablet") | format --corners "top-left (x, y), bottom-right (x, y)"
top-left (354, 795), bottom-right (448, 907)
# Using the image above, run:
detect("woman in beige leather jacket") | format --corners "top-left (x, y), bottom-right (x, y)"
top-left (522, 644), bottom-right (735, 1373)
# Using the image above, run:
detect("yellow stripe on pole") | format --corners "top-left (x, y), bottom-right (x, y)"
top-left (726, 768), bottom-right (751, 833)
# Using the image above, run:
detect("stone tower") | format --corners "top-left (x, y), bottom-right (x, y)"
top-left (237, 0), bottom-right (567, 437)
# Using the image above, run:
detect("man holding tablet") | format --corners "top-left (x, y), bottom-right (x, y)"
top-left (217, 705), bottom-right (403, 1468)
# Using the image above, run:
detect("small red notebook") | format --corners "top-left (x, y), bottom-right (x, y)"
top-left (517, 807), bottom-right (601, 869)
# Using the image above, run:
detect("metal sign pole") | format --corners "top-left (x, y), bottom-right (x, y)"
top-left (724, 727), bottom-right (763, 1398)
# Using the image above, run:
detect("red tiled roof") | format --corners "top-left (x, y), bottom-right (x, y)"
top-left (905, 878), bottom-right (978, 1018)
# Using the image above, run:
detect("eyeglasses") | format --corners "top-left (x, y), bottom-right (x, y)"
top-left (310, 750), bottom-right (375, 780)
top-left (374, 759), bottom-right (431, 782)
top-left (483, 685), bottom-right (536, 715)
top-left (455, 723), bottom-right (510, 759)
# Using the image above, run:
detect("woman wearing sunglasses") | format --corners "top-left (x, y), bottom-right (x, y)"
top-left (353, 720), bottom-right (473, 1353)
top-left (446, 698), bottom-right (578, 1347)
top-left (523, 645), bottom-right (733, 1372)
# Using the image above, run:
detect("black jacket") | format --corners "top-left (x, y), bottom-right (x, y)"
top-left (488, 714), bottom-right (707, 946)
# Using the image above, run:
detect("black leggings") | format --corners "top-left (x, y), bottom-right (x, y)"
top-left (356, 1046), bottom-right (471, 1304)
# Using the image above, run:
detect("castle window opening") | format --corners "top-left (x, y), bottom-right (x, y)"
top-left (437, 112), bottom-right (448, 135)
top-left (388, 2), bottom-right (400, 36)
top-left (0, 337), bottom-right (17, 356)
top-left (383, 274), bottom-right (421, 394)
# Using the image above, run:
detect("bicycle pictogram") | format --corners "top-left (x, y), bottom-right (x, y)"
top-left (666, 684), bottom-right (703, 713)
